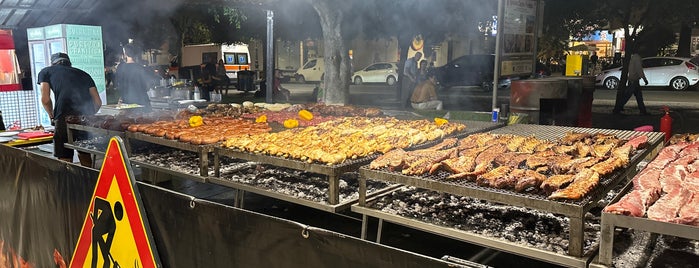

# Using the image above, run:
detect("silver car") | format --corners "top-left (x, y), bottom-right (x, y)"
top-left (352, 62), bottom-right (399, 86)
top-left (595, 56), bottom-right (699, 91)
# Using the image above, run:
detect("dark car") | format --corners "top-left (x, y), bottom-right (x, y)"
top-left (434, 54), bottom-right (510, 91)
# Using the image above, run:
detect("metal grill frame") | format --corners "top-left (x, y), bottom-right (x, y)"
top-left (213, 120), bottom-right (503, 207)
top-left (356, 124), bottom-right (664, 260)
top-left (215, 147), bottom-right (378, 206)
top-left (597, 178), bottom-right (699, 266)
top-left (352, 190), bottom-right (596, 268)
top-left (125, 131), bottom-right (216, 177)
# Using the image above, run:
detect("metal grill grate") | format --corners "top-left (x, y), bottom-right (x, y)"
top-left (362, 124), bottom-right (665, 209)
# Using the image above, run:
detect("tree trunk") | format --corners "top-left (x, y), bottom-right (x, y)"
top-left (676, 22), bottom-right (692, 57)
top-left (309, 0), bottom-right (351, 105)
top-left (396, 33), bottom-right (413, 101)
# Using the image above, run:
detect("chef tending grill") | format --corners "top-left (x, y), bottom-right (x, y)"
top-left (354, 124), bottom-right (664, 267)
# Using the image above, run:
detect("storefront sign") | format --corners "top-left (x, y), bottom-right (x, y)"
top-left (69, 137), bottom-right (160, 268)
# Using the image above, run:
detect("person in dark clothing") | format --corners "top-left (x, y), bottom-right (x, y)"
top-left (114, 44), bottom-right (152, 110)
top-left (197, 62), bottom-right (216, 101)
top-left (39, 52), bottom-right (102, 167)
top-left (613, 53), bottom-right (649, 115)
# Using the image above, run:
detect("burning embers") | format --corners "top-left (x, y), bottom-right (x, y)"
top-left (370, 187), bottom-right (601, 254)
top-left (369, 132), bottom-right (649, 200)
top-left (605, 141), bottom-right (699, 226)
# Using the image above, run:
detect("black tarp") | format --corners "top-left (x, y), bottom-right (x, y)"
top-left (0, 144), bottom-right (453, 267)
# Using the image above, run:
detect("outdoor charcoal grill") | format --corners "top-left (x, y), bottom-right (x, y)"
top-left (354, 124), bottom-right (664, 267)
top-left (596, 181), bottom-right (699, 267)
top-left (214, 120), bottom-right (503, 209)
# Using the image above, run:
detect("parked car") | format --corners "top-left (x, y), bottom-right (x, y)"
top-left (352, 62), bottom-right (399, 86)
top-left (595, 56), bottom-right (699, 91)
top-left (434, 54), bottom-right (511, 91)
top-left (295, 58), bottom-right (324, 83)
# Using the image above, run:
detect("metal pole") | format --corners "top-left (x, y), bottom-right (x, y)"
top-left (265, 10), bottom-right (275, 103)
top-left (492, 0), bottom-right (505, 110)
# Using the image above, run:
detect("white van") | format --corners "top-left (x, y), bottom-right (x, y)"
top-left (295, 58), bottom-right (324, 83)
top-left (181, 43), bottom-right (251, 79)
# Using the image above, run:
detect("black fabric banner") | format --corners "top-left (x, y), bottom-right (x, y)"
top-left (0, 144), bottom-right (451, 267)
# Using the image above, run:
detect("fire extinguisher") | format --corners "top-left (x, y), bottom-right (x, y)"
top-left (660, 106), bottom-right (673, 142)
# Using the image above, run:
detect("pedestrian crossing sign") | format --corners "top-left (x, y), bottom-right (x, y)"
top-left (69, 137), bottom-right (160, 268)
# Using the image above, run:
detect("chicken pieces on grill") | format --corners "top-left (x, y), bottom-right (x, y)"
top-left (368, 131), bottom-right (647, 200)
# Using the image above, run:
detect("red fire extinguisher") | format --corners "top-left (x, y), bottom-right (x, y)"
top-left (660, 106), bottom-right (672, 142)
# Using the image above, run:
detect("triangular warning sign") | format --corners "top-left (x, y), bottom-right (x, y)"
top-left (70, 137), bottom-right (160, 268)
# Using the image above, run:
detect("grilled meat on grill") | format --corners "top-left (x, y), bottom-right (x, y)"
top-left (560, 132), bottom-right (592, 145)
top-left (514, 169), bottom-right (548, 192)
top-left (478, 166), bottom-right (513, 187)
top-left (548, 169), bottom-right (600, 200)
top-left (540, 174), bottom-right (575, 194)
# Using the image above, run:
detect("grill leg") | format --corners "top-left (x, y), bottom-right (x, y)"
top-left (361, 214), bottom-right (368, 240)
top-left (376, 219), bottom-right (384, 244)
top-left (200, 150), bottom-right (209, 177)
top-left (568, 216), bottom-right (584, 257)
top-left (328, 174), bottom-right (339, 205)
top-left (358, 175), bottom-right (367, 206)
top-left (598, 215), bottom-right (615, 266)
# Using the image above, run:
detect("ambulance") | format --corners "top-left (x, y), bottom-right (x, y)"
top-left (180, 43), bottom-right (251, 79)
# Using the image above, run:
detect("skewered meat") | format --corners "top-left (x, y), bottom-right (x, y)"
top-left (548, 169), bottom-right (600, 200)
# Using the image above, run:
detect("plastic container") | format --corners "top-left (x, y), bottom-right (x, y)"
top-left (193, 86), bottom-right (201, 100)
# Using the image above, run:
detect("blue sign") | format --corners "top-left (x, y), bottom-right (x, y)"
top-left (583, 30), bottom-right (613, 42)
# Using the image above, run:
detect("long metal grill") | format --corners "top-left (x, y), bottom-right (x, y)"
top-left (357, 124), bottom-right (665, 259)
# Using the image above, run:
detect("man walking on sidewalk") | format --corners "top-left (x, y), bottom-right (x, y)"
top-left (613, 53), bottom-right (649, 115)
